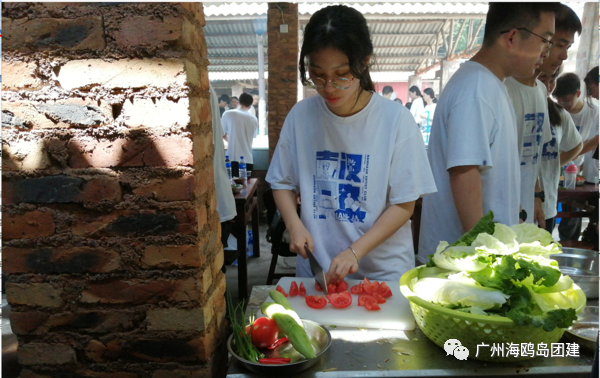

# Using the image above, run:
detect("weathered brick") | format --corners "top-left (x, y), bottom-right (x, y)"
top-left (211, 249), bottom-right (224, 278)
top-left (18, 343), bottom-right (76, 365)
top-left (57, 59), bottom-right (185, 91)
top-left (36, 103), bottom-right (105, 128)
top-left (2, 109), bottom-right (33, 130)
top-left (3, 16), bottom-right (105, 52)
top-left (188, 97), bottom-right (211, 126)
top-left (74, 371), bottom-right (139, 378)
top-left (10, 311), bottom-right (50, 335)
top-left (2, 101), bottom-right (58, 129)
top-left (3, 175), bottom-right (84, 204)
top-left (80, 277), bottom-right (199, 304)
top-left (86, 340), bottom-right (107, 363)
top-left (72, 210), bottom-right (196, 237)
top-left (67, 136), bottom-right (193, 169)
top-left (1, 137), bottom-right (52, 171)
top-left (2, 61), bottom-right (42, 91)
top-left (180, 2), bottom-right (206, 27)
top-left (133, 176), bottom-right (194, 202)
top-left (121, 97), bottom-right (190, 128)
top-left (192, 130), bottom-right (213, 164)
top-left (152, 369), bottom-right (209, 378)
top-left (115, 16), bottom-right (182, 47)
top-left (2, 210), bottom-right (55, 240)
top-left (105, 338), bottom-right (203, 362)
top-left (6, 282), bottom-right (64, 307)
top-left (2, 246), bottom-right (120, 274)
top-left (141, 244), bottom-right (203, 269)
top-left (146, 307), bottom-right (209, 331)
top-left (19, 370), bottom-right (52, 378)
top-left (44, 311), bottom-right (135, 333)
top-left (79, 176), bottom-right (122, 203)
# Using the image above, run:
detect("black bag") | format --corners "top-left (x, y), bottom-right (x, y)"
top-left (263, 189), bottom-right (295, 257)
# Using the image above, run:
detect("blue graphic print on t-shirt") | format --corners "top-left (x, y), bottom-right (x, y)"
top-left (521, 112), bottom-right (545, 166)
top-left (314, 150), bottom-right (369, 223)
top-left (541, 125), bottom-right (558, 161)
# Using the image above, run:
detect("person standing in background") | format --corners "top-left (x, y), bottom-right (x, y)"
top-left (553, 72), bottom-right (599, 241)
top-left (222, 93), bottom-right (259, 178)
top-left (408, 86), bottom-right (425, 125)
top-left (229, 96), bottom-right (239, 110)
top-left (420, 88), bottom-right (437, 130)
top-left (418, 3), bottom-right (559, 264)
top-left (249, 89), bottom-right (259, 118)
top-left (538, 67), bottom-right (582, 234)
top-left (218, 94), bottom-right (230, 117)
top-left (382, 85), bottom-right (394, 99)
top-left (504, 3), bottom-right (580, 229)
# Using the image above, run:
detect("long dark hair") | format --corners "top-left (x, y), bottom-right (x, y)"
top-left (584, 66), bottom-right (599, 99)
top-left (299, 5), bottom-right (375, 92)
top-left (409, 86), bottom-right (423, 98)
top-left (423, 88), bottom-right (437, 104)
top-left (545, 67), bottom-right (563, 127)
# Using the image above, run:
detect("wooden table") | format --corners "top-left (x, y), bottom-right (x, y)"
top-left (557, 183), bottom-right (598, 219)
top-left (232, 178), bottom-right (260, 300)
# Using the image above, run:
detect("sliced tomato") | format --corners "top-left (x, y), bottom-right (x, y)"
top-left (372, 292), bottom-right (387, 304)
top-left (377, 281), bottom-right (393, 298)
top-left (276, 285), bottom-right (288, 297)
top-left (314, 281), bottom-right (323, 292)
top-left (327, 283), bottom-right (338, 294)
top-left (365, 301), bottom-right (381, 311)
top-left (299, 282), bottom-right (306, 296)
top-left (357, 293), bottom-right (376, 306)
top-left (350, 283), bottom-right (363, 295)
top-left (326, 291), bottom-right (352, 308)
top-left (305, 295), bottom-right (327, 309)
top-left (289, 281), bottom-right (298, 297)
top-left (363, 281), bottom-right (380, 295)
top-left (363, 277), bottom-right (371, 284)
top-left (336, 280), bottom-right (349, 292)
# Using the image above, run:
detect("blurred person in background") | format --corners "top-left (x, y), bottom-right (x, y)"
top-left (408, 86), bottom-right (425, 125)
top-left (229, 96), bottom-right (239, 109)
top-left (382, 85), bottom-right (394, 99)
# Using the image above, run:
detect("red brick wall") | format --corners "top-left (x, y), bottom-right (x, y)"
top-left (267, 3), bottom-right (298, 161)
top-left (1, 3), bottom-right (227, 377)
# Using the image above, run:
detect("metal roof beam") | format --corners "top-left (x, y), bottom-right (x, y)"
top-left (299, 14), bottom-right (486, 21)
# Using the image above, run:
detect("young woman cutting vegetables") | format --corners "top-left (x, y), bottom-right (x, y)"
top-left (266, 5), bottom-right (436, 284)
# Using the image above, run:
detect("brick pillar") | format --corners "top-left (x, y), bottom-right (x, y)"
top-left (1, 3), bottom-right (227, 377)
top-left (267, 3), bottom-right (299, 161)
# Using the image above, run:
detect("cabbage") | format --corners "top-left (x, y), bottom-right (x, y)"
top-left (431, 242), bottom-right (488, 272)
top-left (511, 223), bottom-right (556, 246)
top-left (417, 211), bottom-right (582, 331)
top-left (412, 277), bottom-right (508, 310)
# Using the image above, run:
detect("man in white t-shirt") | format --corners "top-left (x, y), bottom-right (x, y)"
top-left (505, 3), bottom-right (582, 228)
top-left (554, 72), bottom-right (600, 241)
top-left (418, 3), bottom-right (559, 263)
top-left (222, 93), bottom-right (258, 178)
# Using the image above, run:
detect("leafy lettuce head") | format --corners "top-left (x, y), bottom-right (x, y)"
top-left (511, 223), bottom-right (555, 247)
top-left (432, 242), bottom-right (489, 272)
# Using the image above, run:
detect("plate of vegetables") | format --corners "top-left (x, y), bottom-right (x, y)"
top-left (227, 290), bottom-right (332, 374)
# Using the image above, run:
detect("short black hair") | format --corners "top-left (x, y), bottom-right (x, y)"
top-left (382, 86), bottom-right (394, 95)
top-left (482, 3), bottom-right (561, 47)
top-left (554, 3), bottom-right (582, 35)
top-left (239, 93), bottom-right (253, 107)
top-left (583, 66), bottom-right (599, 98)
top-left (231, 96), bottom-right (239, 101)
top-left (300, 5), bottom-right (375, 92)
top-left (218, 94), bottom-right (230, 103)
top-left (553, 72), bottom-right (580, 97)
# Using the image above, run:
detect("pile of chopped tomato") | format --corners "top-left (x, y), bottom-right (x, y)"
top-left (350, 278), bottom-right (393, 311)
top-left (314, 279), bottom-right (349, 294)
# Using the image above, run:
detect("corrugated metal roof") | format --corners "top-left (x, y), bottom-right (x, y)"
top-left (205, 2), bottom-right (488, 80)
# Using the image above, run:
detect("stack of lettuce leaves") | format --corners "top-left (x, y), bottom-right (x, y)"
top-left (413, 211), bottom-right (585, 332)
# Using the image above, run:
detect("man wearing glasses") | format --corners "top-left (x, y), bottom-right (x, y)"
top-left (418, 3), bottom-right (560, 264)
top-left (505, 4), bottom-right (581, 230)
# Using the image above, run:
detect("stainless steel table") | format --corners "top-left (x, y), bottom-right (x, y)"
top-left (227, 286), bottom-right (595, 378)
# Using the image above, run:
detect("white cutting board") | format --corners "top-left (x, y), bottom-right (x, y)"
top-left (257, 277), bottom-right (415, 330)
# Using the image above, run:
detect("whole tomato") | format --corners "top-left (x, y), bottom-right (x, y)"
top-left (246, 317), bottom-right (279, 348)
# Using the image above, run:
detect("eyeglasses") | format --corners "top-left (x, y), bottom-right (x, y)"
top-left (500, 27), bottom-right (555, 51)
top-left (306, 77), bottom-right (354, 90)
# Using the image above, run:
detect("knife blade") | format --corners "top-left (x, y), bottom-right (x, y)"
top-left (304, 244), bottom-right (328, 294)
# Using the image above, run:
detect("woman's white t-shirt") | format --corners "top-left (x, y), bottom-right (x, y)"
top-left (421, 103), bottom-right (437, 129)
top-left (410, 97), bottom-right (425, 125)
top-left (266, 93), bottom-right (437, 282)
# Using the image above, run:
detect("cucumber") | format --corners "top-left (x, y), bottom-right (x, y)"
top-left (261, 302), bottom-right (316, 359)
top-left (269, 290), bottom-right (302, 325)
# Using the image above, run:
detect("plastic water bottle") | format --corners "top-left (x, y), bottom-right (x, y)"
top-left (225, 155), bottom-right (232, 181)
top-left (246, 231), bottom-right (253, 257)
top-left (239, 156), bottom-right (247, 180)
top-left (564, 163), bottom-right (578, 189)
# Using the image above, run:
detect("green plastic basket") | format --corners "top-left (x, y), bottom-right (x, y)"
top-left (400, 266), bottom-right (586, 362)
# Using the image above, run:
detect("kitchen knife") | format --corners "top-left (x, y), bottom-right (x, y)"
top-left (304, 244), bottom-right (328, 294)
